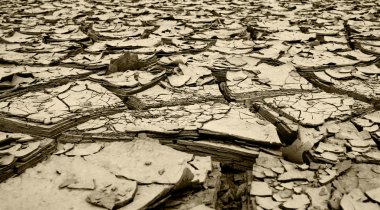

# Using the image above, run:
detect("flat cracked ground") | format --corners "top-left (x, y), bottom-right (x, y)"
top-left (0, 0), bottom-right (380, 209)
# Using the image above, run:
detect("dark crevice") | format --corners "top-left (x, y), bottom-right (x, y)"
top-left (299, 71), bottom-right (380, 110)
top-left (343, 20), bottom-right (355, 50)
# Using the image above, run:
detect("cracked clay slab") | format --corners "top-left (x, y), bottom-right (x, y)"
top-left (264, 92), bottom-right (371, 127)
top-left (84, 139), bottom-right (194, 184)
top-left (200, 105), bottom-right (282, 146)
top-left (0, 80), bottom-right (123, 137)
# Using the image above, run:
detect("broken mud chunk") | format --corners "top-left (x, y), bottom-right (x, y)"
top-left (337, 160), bottom-right (352, 175)
top-left (250, 181), bottom-right (272, 196)
top-left (86, 180), bottom-right (137, 209)
top-left (59, 175), bottom-right (96, 190)
top-left (364, 151), bottom-right (380, 162)
top-left (329, 190), bottom-right (343, 210)
top-left (293, 187), bottom-right (302, 194)
top-left (364, 111), bottom-right (380, 124)
top-left (0, 154), bottom-right (15, 167)
top-left (252, 166), bottom-right (268, 179)
top-left (365, 187), bottom-right (380, 203)
top-left (348, 188), bottom-right (367, 202)
top-left (278, 189), bottom-right (293, 199)
top-left (54, 143), bottom-right (74, 155)
top-left (320, 152), bottom-right (339, 162)
top-left (272, 167), bottom-right (285, 174)
top-left (278, 170), bottom-right (314, 181)
top-left (85, 139), bottom-right (194, 185)
top-left (282, 194), bottom-right (310, 209)
top-left (256, 196), bottom-right (280, 209)
top-left (340, 194), bottom-right (356, 210)
top-left (201, 107), bottom-right (282, 146)
top-left (349, 139), bottom-right (370, 148)
top-left (319, 169), bottom-right (337, 184)
top-left (106, 52), bottom-right (151, 75)
top-left (13, 142), bottom-right (40, 158)
top-left (256, 153), bottom-right (282, 169)
top-left (281, 182), bottom-right (294, 190)
top-left (305, 186), bottom-right (331, 210)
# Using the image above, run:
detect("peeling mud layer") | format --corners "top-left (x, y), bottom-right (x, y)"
top-left (0, 0), bottom-right (380, 209)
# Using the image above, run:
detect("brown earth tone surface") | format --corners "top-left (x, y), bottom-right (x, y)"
top-left (0, 0), bottom-right (380, 209)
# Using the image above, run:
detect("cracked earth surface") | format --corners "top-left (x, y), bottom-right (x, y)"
top-left (0, 0), bottom-right (380, 209)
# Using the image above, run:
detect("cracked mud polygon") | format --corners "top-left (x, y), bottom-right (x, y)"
top-left (0, 0), bottom-right (380, 209)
